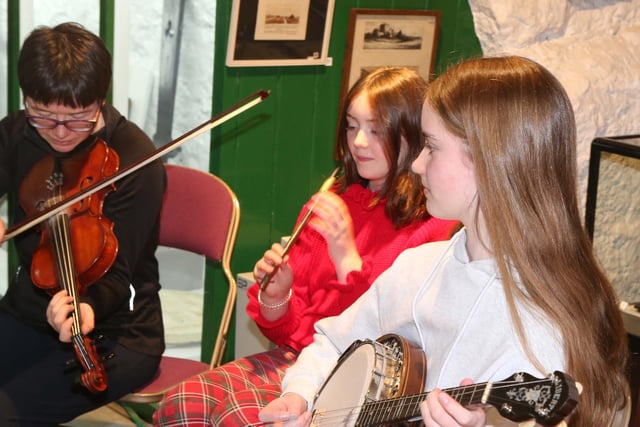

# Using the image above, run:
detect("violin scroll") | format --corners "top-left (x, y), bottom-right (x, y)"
top-left (73, 335), bottom-right (108, 393)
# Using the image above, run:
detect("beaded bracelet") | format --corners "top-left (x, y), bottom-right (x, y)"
top-left (258, 288), bottom-right (293, 310)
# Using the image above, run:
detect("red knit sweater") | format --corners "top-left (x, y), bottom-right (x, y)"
top-left (246, 183), bottom-right (458, 352)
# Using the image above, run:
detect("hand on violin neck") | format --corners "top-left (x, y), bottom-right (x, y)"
top-left (46, 289), bottom-right (95, 342)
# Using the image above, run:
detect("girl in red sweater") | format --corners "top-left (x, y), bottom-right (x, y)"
top-left (153, 67), bottom-right (458, 426)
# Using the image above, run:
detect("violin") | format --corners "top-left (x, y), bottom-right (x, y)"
top-left (18, 137), bottom-right (118, 393)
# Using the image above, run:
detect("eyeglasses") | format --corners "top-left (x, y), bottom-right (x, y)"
top-left (24, 103), bottom-right (102, 132)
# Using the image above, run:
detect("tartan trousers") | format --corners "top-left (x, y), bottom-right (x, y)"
top-left (153, 346), bottom-right (299, 426)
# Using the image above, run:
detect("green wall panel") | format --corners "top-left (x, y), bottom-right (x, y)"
top-left (203, 0), bottom-right (482, 362)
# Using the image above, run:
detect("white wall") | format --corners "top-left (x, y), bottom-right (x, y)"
top-left (127, 0), bottom-right (215, 170)
top-left (468, 0), bottom-right (640, 300)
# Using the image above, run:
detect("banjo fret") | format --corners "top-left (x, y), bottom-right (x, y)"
top-left (359, 393), bottom-right (423, 425)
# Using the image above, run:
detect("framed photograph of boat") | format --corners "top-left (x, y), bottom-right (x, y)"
top-left (341, 9), bottom-right (440, 100)
top-left (226, 0), bottom-right (335, 67)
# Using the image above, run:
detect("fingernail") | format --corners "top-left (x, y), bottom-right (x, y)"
top-left (276, 413), bottom-right (298, 421)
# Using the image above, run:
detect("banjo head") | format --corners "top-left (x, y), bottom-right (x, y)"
top-left (312, 334), bottom-right (426, 427)
top-left (312, 340), bottom-right (376, 425)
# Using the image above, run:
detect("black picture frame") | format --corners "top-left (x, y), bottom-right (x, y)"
top-left (585, 134), bottom-right (640, 303)
top-left (226, 0), bottom-right (335, 67)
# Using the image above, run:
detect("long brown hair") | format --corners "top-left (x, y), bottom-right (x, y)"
top-left (426, 56), bottom-right (628, 426)
top-left (335, 67), bottom-right (428, 228)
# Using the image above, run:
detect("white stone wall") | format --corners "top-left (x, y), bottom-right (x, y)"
top-left (468, 0), bottom-right (640, 300)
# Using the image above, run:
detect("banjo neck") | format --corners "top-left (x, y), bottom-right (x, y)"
top-left (356, 372), bottom-right (575, 426)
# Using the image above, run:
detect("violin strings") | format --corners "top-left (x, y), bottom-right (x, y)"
top-left (49, 190), bottom-right (82, 338)
top-left (49, 198), bottom-right (98, 371)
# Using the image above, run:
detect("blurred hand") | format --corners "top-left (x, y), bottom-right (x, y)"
top-left (259, 393), bottom-right (311, 426)
top-left (0, 218), bottom-right (5, 243)
top-left (307, 192), bottom-right (361, 281)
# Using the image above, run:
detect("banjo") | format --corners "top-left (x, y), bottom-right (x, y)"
top-left (310, 334), bottom-right (579, 427)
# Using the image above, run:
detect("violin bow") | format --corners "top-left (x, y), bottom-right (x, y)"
top-left (259, 167), bottom-right (341, 291)
top-left (2, 90), bottom-right (270, 243)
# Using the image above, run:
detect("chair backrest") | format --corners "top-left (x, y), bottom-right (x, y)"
top-left (159, 163), bottom-right (240, 368)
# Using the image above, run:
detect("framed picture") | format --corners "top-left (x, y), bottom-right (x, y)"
top-left (226, 0), bottom-right (335, 67)
top-left (341, 9), bottom-right (441, 99)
